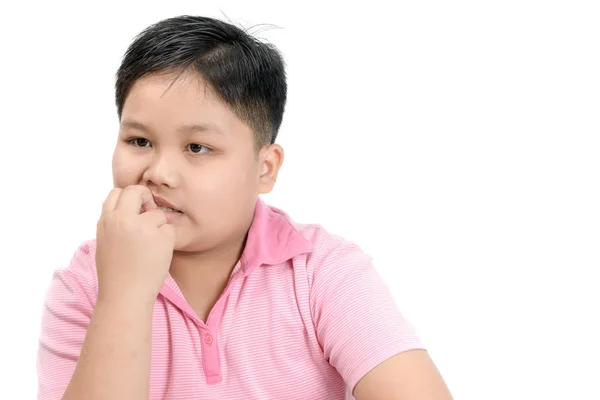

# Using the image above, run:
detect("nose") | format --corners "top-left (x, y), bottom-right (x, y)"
top-left (142, 152), bottom-right (181, 188)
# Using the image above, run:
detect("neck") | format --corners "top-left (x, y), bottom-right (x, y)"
top-left (170, 234), bottom-right (248, 285)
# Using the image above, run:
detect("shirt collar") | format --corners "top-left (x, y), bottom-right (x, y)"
top-left (239, 198), bottom-right (313, 277)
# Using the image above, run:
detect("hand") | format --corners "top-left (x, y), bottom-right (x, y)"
top-left (95, 185), bottom-right (175, 303)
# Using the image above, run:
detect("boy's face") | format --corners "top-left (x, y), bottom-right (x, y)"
top-left (112, 71), bottom-right (283, 252)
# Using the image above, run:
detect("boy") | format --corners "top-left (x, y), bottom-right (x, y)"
top-left (37, 15), bottom-right (452, 400)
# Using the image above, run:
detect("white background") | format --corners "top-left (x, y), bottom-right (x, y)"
top-left (1, 1), bottom-right (599, 399)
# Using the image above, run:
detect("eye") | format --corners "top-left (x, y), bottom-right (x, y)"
top-left (128, 138), bottom-right (152, 147)
top-left (186, 143), bottom-right (211, 154)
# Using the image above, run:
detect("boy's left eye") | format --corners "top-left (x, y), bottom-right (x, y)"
top-left (186, 143), bottom-right (210, 154)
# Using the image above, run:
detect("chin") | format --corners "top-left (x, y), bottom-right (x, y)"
top-left (171, 228), bottom-right (205, 253)
top-left (172, 236), bottom-right (195, 253)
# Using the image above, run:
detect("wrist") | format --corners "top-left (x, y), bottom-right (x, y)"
top-left (97, 289), bottom-right (157, 312)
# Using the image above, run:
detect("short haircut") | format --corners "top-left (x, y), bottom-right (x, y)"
top-left (115, 15), bottom-right (287, 148)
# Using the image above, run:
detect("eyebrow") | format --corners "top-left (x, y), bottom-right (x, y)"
top-left (120, 119), bottom-right (225, 136)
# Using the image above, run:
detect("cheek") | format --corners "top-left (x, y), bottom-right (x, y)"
top-left (192, 159), bottom-right (258, 204)
top-left (224, 157), bottom-right (259, 192)
top-left (112, 149), bottom-right (143, 187)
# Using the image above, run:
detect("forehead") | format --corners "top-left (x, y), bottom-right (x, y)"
top-left (121, 71), bottom-right (251, 140)
top-left (122, 71), bottom-right (218, 118)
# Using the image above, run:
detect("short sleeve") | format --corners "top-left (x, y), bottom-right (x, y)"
top-left (37, 241), bottom-right (98, 400)
top-left (309, 242), bottom-right (425, 392)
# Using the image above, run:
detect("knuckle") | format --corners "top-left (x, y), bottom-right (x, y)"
top-left (131, 184), bottom-right (146, 193)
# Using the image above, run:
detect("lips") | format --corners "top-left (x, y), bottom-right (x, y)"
top-left (158, 206), bottom-right (181, 213)
top-left (152, 195), bottom-right (182, 213)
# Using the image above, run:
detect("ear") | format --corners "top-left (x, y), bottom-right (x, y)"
top-left (257, 144), bottom-right (284, 194)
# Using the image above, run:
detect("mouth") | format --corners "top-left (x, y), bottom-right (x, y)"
top-left (158, 206), bottom-right (182, 214)
top-left (153, 195), bottom-right (183, 214)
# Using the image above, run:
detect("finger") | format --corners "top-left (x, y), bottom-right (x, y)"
top-left (102, 188), bottom-right (123, 213)
top-left (115, 185), bottom-right (156, 215)
top-left (139, 209), bottom-right (168, 227)
top-left (141, 195), bottom-right (158, 213)
top-left (158, 223), bottom-right (176, 240)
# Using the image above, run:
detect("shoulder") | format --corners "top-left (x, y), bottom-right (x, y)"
top-left (282, 212), bottom-right (372, 285)
top-left (275, 207), bottom-right (393, 305)
top-left (297, 222), bottom-right (367, 259)
top-left (52, 239), bottom-right (99, 290)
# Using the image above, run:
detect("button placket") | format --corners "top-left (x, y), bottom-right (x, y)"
top-left (199, 271), bottom-right (243, 384)
top-left (205, 334), bottom-right (213, 345)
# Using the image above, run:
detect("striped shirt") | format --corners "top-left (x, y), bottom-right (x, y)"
top-left (37, 199), bottom-right (424, 399)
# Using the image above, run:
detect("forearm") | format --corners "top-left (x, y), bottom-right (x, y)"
top-left (62, 297), bottom-right (154, 400)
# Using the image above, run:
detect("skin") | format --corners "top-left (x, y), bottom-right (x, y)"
top-left (354, 350), bottom-right (454, 400)
top-left (63, 71), bottom-right (283, 399)
top-left (112, 71), bottom-right (283, 273)
top-left (62, 70), bottom-right (453, 399)
top-left (112, 71), bottom-right (284, 320)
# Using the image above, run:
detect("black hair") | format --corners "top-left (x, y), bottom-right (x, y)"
top-left (115, 15), bottom-right (287, 147)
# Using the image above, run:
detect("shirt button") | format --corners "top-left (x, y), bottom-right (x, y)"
top-left (205, 335), bottom-right (213, 345)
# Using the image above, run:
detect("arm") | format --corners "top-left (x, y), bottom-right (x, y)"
top-left (62, 185), bottom-right (174, 399)
top-left (37, 243), bottom-right (155, 400)
top-left (61, 296), bottom-right (154, 400)
top-left (309, 242), bottom-right (452, 399)
top-left (353, 349), bottom-right (453, 400)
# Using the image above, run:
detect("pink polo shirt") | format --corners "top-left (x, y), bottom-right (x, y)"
top-left (37, 199), bottom-right (425, 399)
